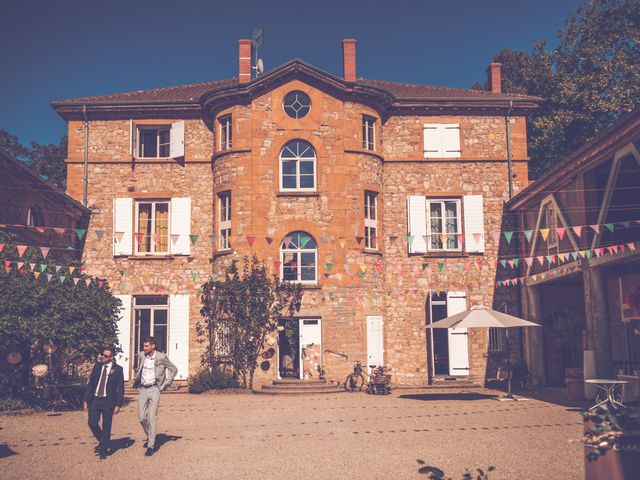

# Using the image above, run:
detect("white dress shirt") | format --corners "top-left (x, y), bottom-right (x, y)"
top-left (94, 361), bottom-right (113, 397)
top-left (141, 352), bottom-right (156, 386)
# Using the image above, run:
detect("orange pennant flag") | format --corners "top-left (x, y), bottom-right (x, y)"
top-left (338, 237), bottom-right (347, 249)
top-left (539, 229), bottom-right (549, 241)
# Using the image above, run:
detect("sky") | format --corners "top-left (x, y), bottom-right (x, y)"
top-left (0, 0), bottom-right (585, 147)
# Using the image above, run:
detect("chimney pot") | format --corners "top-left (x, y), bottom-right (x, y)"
top-left (238, 39), bottom-right (252, 84)
top-left (342, 39), bottom-right (357, 82)
top-left (488, 62), bottom-right (502, 94)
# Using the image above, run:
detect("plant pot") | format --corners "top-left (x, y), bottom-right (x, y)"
top-left (584, 446), bottom-right (640, 480)
top-left (566, 377), bottom-right (585, 400)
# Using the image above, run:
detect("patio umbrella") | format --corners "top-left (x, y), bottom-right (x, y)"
top-left (426, 305), bottom-right (541, 399)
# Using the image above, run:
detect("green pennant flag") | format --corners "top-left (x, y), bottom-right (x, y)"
top-left (497, 280), bottom-right (503, 287)
top-left (60, 276), bottom-right (66, 283)
top-left (513, 258), bottom-right (519, 268)
top-left (118, 269), bottom-right (125, 276)
top-left (604, 223), bottom-right (614, 233)
top-left (438, 262), bottom-right (446, 274)
top-left (504, 231), bottom-right (514, 244)
top-left (407, 235), bottom-right (414, 247)
top-left (585, 250), bottom-right (592, 258)
top-left (40, 264), bottom-right (47, 272)
top-left (299, 235), bottom-right (311, 248)
top-left (328, 292), bottom-right (334, 300)
top-left (325, 263), bottom-right (333, 272)
top-left (189, 234), bottom-right (199, 245)
top-left (421, 263), bottom-right (429, 271)
top-left (191, 272), bottom-right (197, 280)
top-left (119, 283), bottom-right (127, 289)
top-left (66, 245), bottom-right (74, 250)
top-left (76, 229), bottom-right (86, 240)
top-left (358, 271), bottom-right (365, 279)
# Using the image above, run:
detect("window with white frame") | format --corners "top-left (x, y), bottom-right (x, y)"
top-left (138, 127), bottom-right (170, 158)
top-left (362, 115), bottom-right (376, 151)
top-left (133, 296), bottom-right (168, 370)
top-left (135, 200), bottom-right (170, 255)
top-left (423, 124), bottom-right (461, 158)
top-left (219, 115), bottom-right (232, 150)
top-left (427, 199), bottom-right (461, 251)
top-left (364, 191), bottom-right (378, 250)
top-left (281, 231), bottom-right (317, 284)
top-left (280, 140), bottom-right (316, 191)
top-left (218, 191), bottom-right (231, 250)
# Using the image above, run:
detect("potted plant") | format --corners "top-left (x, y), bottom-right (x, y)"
top-left (546, 308), bottom-right (584, 399)
top-left (582, 403), bottom-right (640, 480)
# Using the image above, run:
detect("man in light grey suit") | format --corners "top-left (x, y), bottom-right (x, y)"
top-left (133, 336), bottom-right (178, 457)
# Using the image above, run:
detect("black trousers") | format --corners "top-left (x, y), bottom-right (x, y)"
top-left (88, 397), bottom-right (115, 449)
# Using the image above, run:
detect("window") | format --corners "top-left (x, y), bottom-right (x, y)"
top-left (213, 319), bottom-right (232, 361)
top-left (362, 115), bottom-right (376, 151)
top-left (489, 305), bottom-right (508, 352)
top-left (138, 127), bottom-right (170, 158)
top-left (280, 140), bottom-right (316, 191)
top-left (542, 203), bottom-right (558, 249)
top-left (26, 207), bottom-right (43, 227)
top-left (219, 115), bottom-right (232, 150)
top-left (427, 199), bottom-right (461, 251)
top-left (218, 191), bottom-right (231, 250)
top-left (423, 124), bottom-right (461, 158)
top-left (133, 296), bottom-right (168, 370)
top-left (283, 91), bottom-right (311, 119)
top-left (364, 191), bottom-right (378, 250)
top-left (281, 231), bottom-right (317, 284)
top-left (135, 200), bottom-right (170, 255)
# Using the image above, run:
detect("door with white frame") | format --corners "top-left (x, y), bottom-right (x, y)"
top-left (447, 291), bottom-right (470, 376)
top-left (133, 296), bottom-right (169, 374)
top-left (367, 316), bottom-right (384, 373)
top-left (299, 318), bottom-right (322, 380)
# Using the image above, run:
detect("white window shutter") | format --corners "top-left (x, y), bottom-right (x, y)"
top-left (170, 197), bottom-right (191, 255)
top-left (170, 121), bottom-right (185, 158)
top-left (169, 294), bottom-right (189, 380)
top-left (129, 120), bottom-right (137, 157)
top-left (113, 198), bottom-right (133, 256)
top-left (463, 195), bottom-right (485, 253)
top-left (115, 295), bottom-right (132, 381)
top-left (366, 316), bottom-right (384, 372)
top-left (407, 196), bottom-right (427, 253)
top-left (446, 291), bottom-right (469, 376)
top-left (443, 124), bottom-right (461, 158)
top-left (423, 124), bottom-right (442, 157)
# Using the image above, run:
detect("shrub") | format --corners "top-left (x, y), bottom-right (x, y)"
top-left (0, 395), bottom-right (32, 412)
top-left (188, 366), bottom-right (239, 394)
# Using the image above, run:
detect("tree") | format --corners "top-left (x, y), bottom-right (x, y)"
top-left (198, 256), bottom-right (302, 389)
top-left (489, 0), bottom-right (640, 178)
top-left (0, 231), bottom-right (121, 398)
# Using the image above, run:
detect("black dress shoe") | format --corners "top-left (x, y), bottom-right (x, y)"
top-left (94, 445), bottom-right (100, 453)
top-left (144, 447), bottom-right (154, 457)
top-left (99, 450), bottom-right (107, 460)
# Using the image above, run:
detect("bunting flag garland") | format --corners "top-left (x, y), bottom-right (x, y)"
top-left (338, 238), bottom-right (347, 248)
top-left (591, 225), bottom-right (600, 234)
top-left (604, 223), bottom-right (614, 233)
top-left (573, 226), bottom-right (583, 237)
top-left (0, 244), bottom-right (4, 253)
top-left (523, 230), bottom-right (533, 242)
top-left (265, 236), bottom-right (273, 245)
top-left (246, 235), bottom-right (256, 247)
top-left (95, 230), bottom-right (105, 240)
top-left (76, 229), bottom-right (86, 240)
top-left (539, 229), bottom-right (549, 241)
top-left (189, 234), bottom-right (199, 245)
top-left (503, 231), bottom-right (514, 244)
top-left (17, 245), bottom-right (27, 257)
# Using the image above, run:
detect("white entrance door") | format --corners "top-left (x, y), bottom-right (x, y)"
top-left (447, 291), bottom-right (469, 376)
top-left (367, 316), bottom-right (384, 372)
top-left (299, 318), bottom-right (322, 380)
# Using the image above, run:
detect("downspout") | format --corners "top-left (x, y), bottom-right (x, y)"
top-left (82, 105), bottom-right (89, 207)
top-left (506, 100), bottom-right (513, 200)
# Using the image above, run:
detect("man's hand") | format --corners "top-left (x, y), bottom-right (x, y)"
top-left (114, 406), bottom-right (121, 414)
top-left (83, 402), bottom-right (88, 412)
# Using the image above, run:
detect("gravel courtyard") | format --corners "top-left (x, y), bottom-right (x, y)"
top-left (0, 388), bottom-right (585, 479)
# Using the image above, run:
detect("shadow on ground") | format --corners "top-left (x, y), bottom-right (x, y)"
top-left (399, 392), bottom-right (498, 401)
top-left (107, 437), bottom-right (135, 456)
top-left (155, 434), bottom-right (182, 452)
top-left (0, 443), bottom-right (18, 458)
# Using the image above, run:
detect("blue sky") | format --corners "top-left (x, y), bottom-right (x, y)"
top-left (0, 0), bottom-right (584, 146)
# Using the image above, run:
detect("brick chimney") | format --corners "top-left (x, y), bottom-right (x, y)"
top-left (238, 39), bottom-right (252, 84)
top-left (488, 62), bottom-right (502, 93)
top-left (342, 39), bottom-right (356, 82)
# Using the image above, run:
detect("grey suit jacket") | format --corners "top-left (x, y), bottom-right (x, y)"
top-left (133, 351), bottom-right (178, 391)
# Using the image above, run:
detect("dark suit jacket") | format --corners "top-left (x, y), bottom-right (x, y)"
top-left (84, 361), bottom-right (125, 408)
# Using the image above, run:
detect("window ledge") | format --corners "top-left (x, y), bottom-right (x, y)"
top-left (212, 148), bottom-right (251, 160)
top-left (127, 255), bottom-right (176, 260)
top-left (409, 252), bottom-right (468, 259)
top-left (276, 192), bottom-right (320, 198)
top-left (344, 149), bottom-right (384, 162)
top-left (363, 249), bottom-right (383, 256)
top-left (212, 249), bottom-right (234, 259)
top-left (300, 284), bottom-right (321, 290)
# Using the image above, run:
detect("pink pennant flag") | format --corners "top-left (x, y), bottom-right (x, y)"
top-left (573, 226), bottom-right (583, 237)
top-left (29, 263), bottom-right (36, 271)
top-left (0, 244), bottom-right (4, 253)
top-left (524, 257), bottom-right (533, 267)
top-left (612, 245), bottom-right (619, 254)
top-left (40, 246), bottom-right (50, 259)
top-left (35, 227), bottom-right (46, 233)
top-left (16, 262), bottom-right (24, 270)
top-left (536, 256), bottom-right (545, 266)
top-left (473, 233), bottom-right (482, 245)
top-left (508, 260), bottom-right (515, 269)
top-left (549, 255), bottom-right (556, 264)
top-left (54, 228), bottom-right (65, 235)
top-left (246, 235), bottom-right (256, 247)
top-left (274, 260), bottom-right (282, 271)
top-left (620, 244), bottom-right (626, 252)
top-left (85, 279), bottom-right (92, 286)
top-left (491, 232), bottom-right (500, 243)
top-left (556, 227), bottom-right (566, 240)
top-left (628, 243), bottom-right (637, 252)
top-left (73, 278), bottom-right (80, 286)
top-left (283, 236), bottom-right (293, 248)
top-left (16, 245), bottom-right (27, 257)
top-left (170, 234), bottom-right (180, 245)
top-left (591, 225), bottom-right (600, 234)
top-left (457, 233), bottom-right (465, 245)
top-left (98, 281), bottom-right (104, 288)
top-left (135, 232), bottom-right (144, 245)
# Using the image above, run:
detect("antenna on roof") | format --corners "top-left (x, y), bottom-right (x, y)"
top-left (251, 27), bottom-right (265, 78)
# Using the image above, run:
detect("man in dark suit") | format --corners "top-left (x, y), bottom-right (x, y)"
top-left (83, 346), bottom-right (125, 459)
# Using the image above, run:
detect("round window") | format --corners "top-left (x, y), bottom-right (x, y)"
top-left (283, 91), bottom-right (311, 119)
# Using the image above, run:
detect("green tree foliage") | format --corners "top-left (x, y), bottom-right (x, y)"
top-left (489, 0), bottom-right (640, 178)
top-left (0, 129), bottom-right (67, 189)
top-left (198, 256), bottom-right (302, 389)
top-left (0, 231), bottom-right (121, 397)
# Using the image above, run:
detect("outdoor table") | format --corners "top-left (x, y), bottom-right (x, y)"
top-left (585, 378), bottom-right (628, 410)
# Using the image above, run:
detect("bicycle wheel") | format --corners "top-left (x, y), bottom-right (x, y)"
top-left (345, 373), bottom-right (365, 392)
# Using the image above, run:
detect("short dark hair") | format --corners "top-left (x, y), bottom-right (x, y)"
top-left (143, 336), bottom-right (156, 346)
top-left (102, 346), bottom-right (116, 357)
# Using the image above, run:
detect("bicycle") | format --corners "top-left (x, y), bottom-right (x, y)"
top-left (344, 360), bottom-right (389, 393)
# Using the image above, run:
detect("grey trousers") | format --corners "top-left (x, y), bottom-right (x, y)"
top-left (138, 385), bottom-right (161, 448)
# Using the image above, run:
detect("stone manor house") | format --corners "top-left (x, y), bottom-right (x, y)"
top-left (51, 39), bottom-right (540, 386)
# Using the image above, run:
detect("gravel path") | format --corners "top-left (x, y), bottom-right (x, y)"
top-left (0, 388), bottom-right (584, 479)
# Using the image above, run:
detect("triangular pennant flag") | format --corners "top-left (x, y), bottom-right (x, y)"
top-left (503, 231), bottom-right (514, 244)
top-left (621, 221), bottom-right (631, 229)
top-left (513, 259), bottom-right (519, 268)
top-left (344, 263), bottom-right (351, 273)
top-left (604, 223), bottom-right (614, 233)
top-left (585, 250), bottom-right (592, 259)
top-left (85, 279), bottom-right (92, 287)
top-left (228, 273), bottom-right (235, 280)
top-left (191, 272), bottom-right (197, 280)
top-left (246, 235), bottom-right (256, 247)
top-left (60, 276), bottom-right (66, 283)
top-left (34, 271), bottom-right (41, 279)
top-left (612, 245), bottom-right (619, 254)
top-left (536, 256), bottom-right (545, 266)
top-left (189, 234), bottom-right (199, 245)
top-left (355, 236), bottom-right (364, 245)
top-left (170, 234), bottom-right (180, 245)
top-left (375, 263), bottom-right (384, 273)
top-left (491, 232), bottom-right (501, 243)
top-left (440, 234), bottom-right (448, 246)
top-left (46, 274), bottom-right (53, 282)
top-left (16, 262), bottom-right (24, 270)
top-left (500, 260), bottom-right (507, 268)
top-left (539, 229), bottom-right (549, 241)
top-left (457, 233), bottom-right (465, 245)
top-left (299, 235), bottom-right (311, 248)
top-left (472, 233), bottom-right (482, 245)
top-left (40, 264), bottom-right (47, 272)
top-left (507, 260), bottom-right (515, 269)
top-left (69, 266), bottom-right (76, 274)
top-left (546, 255), bottom-right (553, 265)
top-left (55, 265), bottom-right (62, 273)
top-left (114, 232), bottom-right (125, 243)
top-left (338, 237), bottom-right (347, 248)
top-left (523, 230), bottom-right (533, 242)
top-left (421, 263), bottom-right (429, 271)
top-left (95, 230), bottom-right (105, 240)
top-left (406, 235), bottom-right (414, 247)
top-left (620, 244), bottom-right (625, 252)
top-left (0, 244), bottom-right (4, 253)
top-left (579, 250), bottom-right (586, 258)
top-left (591, 225), bottom-right (600, 234)
top-left (556, 227), bottom-right (566, 240)
top-left (571, 252), bottom-right (578, 261)
top-left (16, 245), bottom-right (27, 257)
top-left (325, 263), bottom-right (333, 272)
top-left (628, 242), bottom-right (637, 252)
top-left (359, 264), bottom-right (367, 273)
top-left (76, 229), bottom-right (86, 240)
top-left (53, 228), bottom-right (64, 235)
top-left (73, 278), bottom-right (80, 285)
top-left (98, 281), bottom-right (104, 288)
top-left (283, 236), bottom-right (293, 248)
top-left (358, 271), bottom-right (365, 279)
top-left (265, 236), bottom-right (273, 245)
top-left (29, 262), bottom-right (36, 271)
top-left (525, 257), bottom-right (533, 267)
top-left (438, 263), bottom-right (446, 274)
top-left (274, 260), bottom-right (282, 271)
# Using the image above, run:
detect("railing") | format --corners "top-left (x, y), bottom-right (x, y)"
top-left (324, 349), bottom-right (348, 360)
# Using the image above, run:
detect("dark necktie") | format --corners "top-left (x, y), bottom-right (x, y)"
top-left (97, 364), bottom-right (108, 397)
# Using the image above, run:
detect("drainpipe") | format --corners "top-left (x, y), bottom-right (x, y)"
top-left (506, 100), bottom-right (513, 200)
top-left (82, 105), bottom-right (89, 207)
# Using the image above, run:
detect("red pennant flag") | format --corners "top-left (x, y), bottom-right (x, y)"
top-left (246, 235), bottom-right (256, 247)
top-left (135, 232), bottom-right (144, 245)
top-left (556, 227), bottom-right (566, 240)
top-left (17, 245), bottom-right (27, 257)
top-left (375, 263), bottom-right (384, 273)
top-left (620, 244), bottom-right (626, 252)
top-left (274, 260), bottom-right (282, 271)
top-left (0, 244), bottom-right (4, 253)
top-left (98, 281), bottom-right (104, 288)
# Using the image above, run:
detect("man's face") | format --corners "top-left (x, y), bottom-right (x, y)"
top-left (101, 350), bottom-right (113, 363)
top-left (143, 342), bottom-right (156, 356)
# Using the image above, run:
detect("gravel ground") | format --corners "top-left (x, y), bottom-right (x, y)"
top-left (0, 387), bottom-right (584, 480)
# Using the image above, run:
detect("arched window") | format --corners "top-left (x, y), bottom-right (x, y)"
top-left (280, 140), bottom-right (316, 191)
top-left (281, 231), bottom-right (317, 284)
top-left (27, 207), bottom-right (43, 227)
